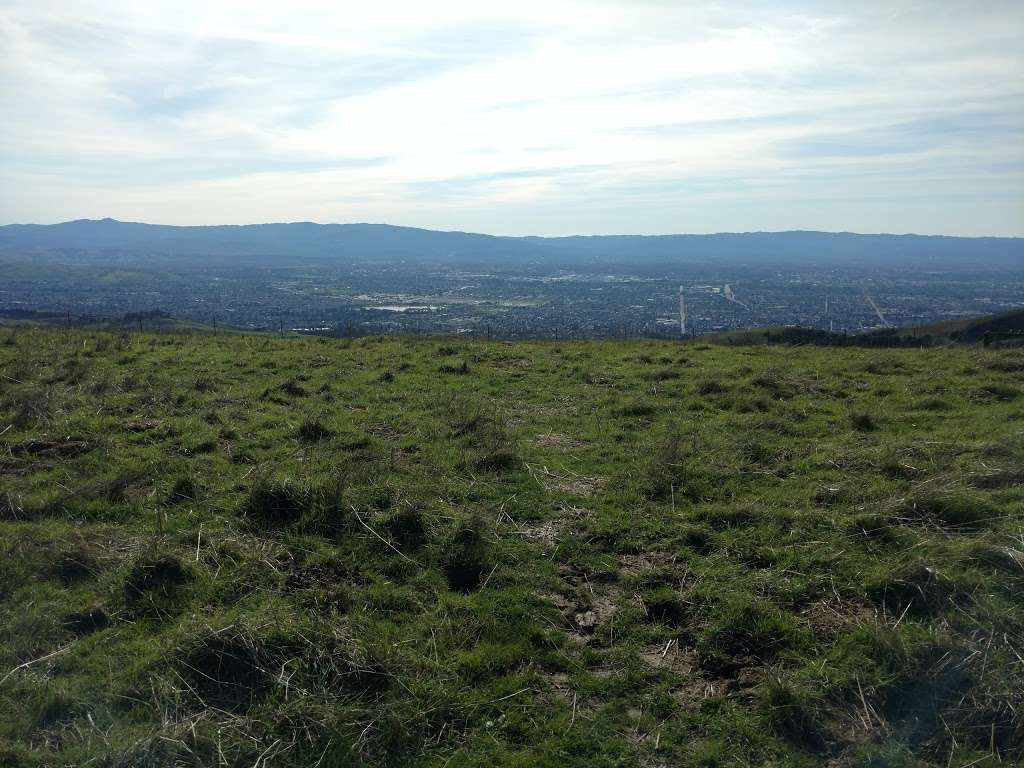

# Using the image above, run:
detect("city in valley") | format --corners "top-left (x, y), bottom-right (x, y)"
top-left (0, 221), bottom-right (1021, 338)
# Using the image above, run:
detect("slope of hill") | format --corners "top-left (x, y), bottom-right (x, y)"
top-left (708, 308), bottom-right (1024, 347)
top-left (2, 218), bottom-right (1022, 270)
top-left (898, 307), bottom-right (1024, 343)
top-left (1, 329), bottom-right (1022, 767)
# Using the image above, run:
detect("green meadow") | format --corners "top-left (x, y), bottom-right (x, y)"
top-left (1, 327), bottom-right (1022, 767)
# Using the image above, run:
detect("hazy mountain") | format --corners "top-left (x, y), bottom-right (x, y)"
top-left (1, 218), bottom-right (1021, 271)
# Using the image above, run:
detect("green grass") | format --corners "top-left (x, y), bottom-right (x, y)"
top-left (1, 327), bottom-right (1022, 766)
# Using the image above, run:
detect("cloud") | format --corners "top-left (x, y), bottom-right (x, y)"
top-left (0, 0), bottom-right (1022, 235)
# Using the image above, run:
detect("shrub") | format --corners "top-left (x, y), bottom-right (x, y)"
top-left (439, 360), bottom-right (470, 375)
top-left (279, 379), bottom-right (308, 397)
top-left (850, 412), bottom-right (877, 431)
top-left (697, 379), bottom-right (727, 396)
top-left (168, 475), bottom-right (200, 503)
top-left (382, 504), bottom-right (428, 549)
top-left (698, 600), bottom-right (807, 671)
top-left (242, 477), bottom-right (346, 532)
top-left (643, 368), bottom-right (680, 382)
top-left (641, 431), bottom-right (710, 502)
top-left (297, 416), bottom-right (334, 442)
top-left (899, 490), bottom-right (998, 530)
top-left (446, 395), bottom-right (518, 471)
top-left (617, 399), bottom-right (657, 417)
top-left (762, 680), bottom-right (828, 752)
top-left (441, 514), bottom-right (492, 593)
top-left (124, 555), bottom-right (190, 602)
top-left (180, 628), bottom-right (278, 710)
top-left (866, 564), bottom-right (962, 618)
top-left (645, 587), bottom-right (688, 626)
top-left (62, 606), bottom-right (110, 635)
top-left (978, 383), bottom-right (1019, 401)
top-left (846, 513), bottom-right (900, 545)
top-left (751, 370), bottom-right (795, 399)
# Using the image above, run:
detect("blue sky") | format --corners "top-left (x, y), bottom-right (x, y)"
top-left (1, 0), bottom-right (1022, 236)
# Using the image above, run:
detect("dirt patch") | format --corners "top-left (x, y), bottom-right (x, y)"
top-left (284, 560), bottom-right (366, 591)
top-left (0, 459), bottom-right (52, 477)
top-left (620, 551), bottom-right (679, 577)
top-left (366, 422), bottom-right (403, 441)
top-left (558, 562), bottom-right (617, 588)
top-left (544, 672), bottom-right (576, 704)
top-left (11, 439), bottom-right (91, 458)
top-left (534, 432), bottom-right (586, 450)
top-left (570, 594), bottom-right (617, 637)
top-left (640, 640), bottom-right (696, 675)
top-left (671, 677), bottom-right (738, 708)
top-left (520, 522), bottom-right (561, 553)
top-left (550, 564), bottom-right (620, 645)
top-left (558, 503), bottom-right (593, 518)
top-left (304, 355), bottom-right (332, 369)
top-left (542, 672), bottom-right (602, 718)
top-left (548, 475), bottom-right (604, 496)
top-left (799, 599), bottom-right (877, 636)
top-left (527, 464), bottom-right (605, 497)
top-left (124, 419), bottom-right (163, 432)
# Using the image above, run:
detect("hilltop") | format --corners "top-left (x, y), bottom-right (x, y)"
top-left (1, 328), bottom-right (1022, 767)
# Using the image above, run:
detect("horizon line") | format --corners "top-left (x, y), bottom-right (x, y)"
top-left (3, 217), bottom-right (1022, 241)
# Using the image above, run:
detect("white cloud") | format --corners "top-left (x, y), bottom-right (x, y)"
top-left (0, 0), bottom-right (1022, 234)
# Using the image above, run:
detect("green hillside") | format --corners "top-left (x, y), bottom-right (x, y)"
top-left (1, 328), bottom-right (1022, 767)
top-left (708, 308), bottom-right (1024, 348)
top-left (897, 308), bottom-right (1024, 343)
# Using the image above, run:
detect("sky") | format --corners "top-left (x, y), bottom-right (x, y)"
top-left (1, 0), bottom-right (1022, 236)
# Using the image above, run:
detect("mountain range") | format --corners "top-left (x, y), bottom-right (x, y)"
top-left (1, 218), bottom-right (1021, 271)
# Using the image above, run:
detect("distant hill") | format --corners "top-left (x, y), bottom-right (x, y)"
top-left (708, 308), bottom-right (1024, 347)
top-left (1, 218), bottom-right (1021, 270)
top-left (899, 308), bottom-right (1024, 342)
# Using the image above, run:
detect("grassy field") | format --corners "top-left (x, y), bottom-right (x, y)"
top-left (1, 327), bottom-right (1022, 767)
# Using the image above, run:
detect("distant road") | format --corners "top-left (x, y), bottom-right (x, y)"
top-left (864, 293), bottom-right (890, 326)
top-left (722, 283), bottom-right (750, 311)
